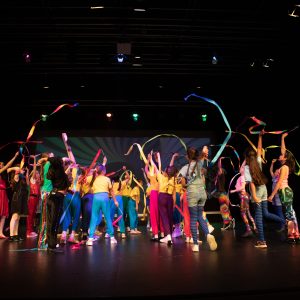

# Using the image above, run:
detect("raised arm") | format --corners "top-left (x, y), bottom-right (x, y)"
top-left (30, 155), bottom-right (37, 179)
top-left (102, 156), bottom-right (107, 166)
top-left (169, 152), bottom-right (179, 167)
top-left (62, 132), bottom-right (76, 164)
top-left (269, 159), bottom-right (276, 178)
top-left (281, 132), bottom-right (288, 156)
top-left (141, 167), bottom-right (150, 186)
top-left (257, 130), bottom-right (264, 158)
top-left (154, 152), bottom-right (162, 173)
top-left (217, 157), bottom-right (224, 175)
top-left (0, 151), bottom-right (19, 174)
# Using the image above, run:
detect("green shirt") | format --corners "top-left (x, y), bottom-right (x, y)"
top-left (41, 161), bottom-right (53, 192)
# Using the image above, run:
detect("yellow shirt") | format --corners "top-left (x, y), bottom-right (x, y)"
top-left (112, 181), bottom-right (126, 196)
top-left (92, 175), bottom-right (112, 193)
top-left (122, 181), bottom-right (132, 197)
top-left (80, 176), bottom-right (92, 196)
top-left (146, 185), bottom-right (151, 197)
top-left (69, 168), bottom-right (81, 192)
top-left (130, 186), bottom-right (140, 203)
top-left (175, 181), bottom-right (183, 194)
top-left (147, 173), bottom-right (159, 191)
top-left (157, 172), bottom-right (175, 194)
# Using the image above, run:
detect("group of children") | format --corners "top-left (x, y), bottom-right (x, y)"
top-left (0, 131), bottom-right (298, 253)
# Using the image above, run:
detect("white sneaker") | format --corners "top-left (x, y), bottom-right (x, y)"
top-left (159, 236), bottom-right (169, 244)
top-left (105, 233), bottom-right (110, 238)
top-left (192, 244), bottom-right (199, 252)
top-left (121, 233), bottom-right (126, 239)
top-left (86, 238), bottom-right (93, 246)
top-left (208, 224), bottom-right (215, 234)
top-left (207, 234), bottom-right (217, 251)
top-left (110, 237), bottom-right (117, 244)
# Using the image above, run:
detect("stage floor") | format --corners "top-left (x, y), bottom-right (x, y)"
top-left (1, 220), bottom-right (300, 300)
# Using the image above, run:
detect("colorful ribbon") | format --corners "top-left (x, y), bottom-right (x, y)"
top-left (141, 134), bottom-right (187, 154)
top-left (26, 103), bottom-right (78, 143)
top-left (229, 130), bottom-right (267, 164)
top-left (210, 144), bottom-right (240, 171)
top-left (249, 116), bottom-right (288, 135)
top-left (184, 94), bottom-right (232, 165)
top-left (265, 145), bottom-right (300, 176)
top-left (124, 143), bottom-right (148, 164)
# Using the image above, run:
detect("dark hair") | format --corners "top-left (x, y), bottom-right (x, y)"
top-left (165, 165), bottom-right (177, 178)
top-left (187, 147), bottom-right (199, 161)
top-left (90, 164), bottom-right (106, 187)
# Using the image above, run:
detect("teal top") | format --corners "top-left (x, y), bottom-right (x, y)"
top-left (41, 161), bottom-right (53, 192)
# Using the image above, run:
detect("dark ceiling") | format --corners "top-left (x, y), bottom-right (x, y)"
top-left (1, 0), bottom-right (299, 135)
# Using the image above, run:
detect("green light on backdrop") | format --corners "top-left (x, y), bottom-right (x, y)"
top-left (132, 113), bottom-right (139, 121)
top-left (201, 114), bottom-right (207, 122)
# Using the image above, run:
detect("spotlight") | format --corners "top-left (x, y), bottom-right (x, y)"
top-left (132, 113), bottom-right (139, 122)
top-left (106, 112), bottom-right (113, 121)
top-left (117, 53), bottom-right (126, 63)
top-left (212, 55), bottom-right (218, 65)
top-left (23, 51), bottom-right (31, 63)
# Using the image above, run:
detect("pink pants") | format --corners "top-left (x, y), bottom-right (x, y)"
top-left (182, 192), bottom-right (192, 238)
top-left (150, 190), bottom-right (164, 235)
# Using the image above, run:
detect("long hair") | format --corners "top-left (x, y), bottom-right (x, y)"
top-left (187, 147), bottom-right (199, 161)
top-left (89, 164), bottom-right (106, 187)
top-left (284, 151), bottom-right (295, 174)
top-left (244, 148), bottom-right (267, 186)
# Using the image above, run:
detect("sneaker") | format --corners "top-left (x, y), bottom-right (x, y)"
top-left (105, 233), bottom-right (110, 238)
top-left (192, 244), bottom-right (199, 252)
top-left (130, 230), bottom-right (141, 234)
top-left (207, 234), bottom-right (217, 251)
top-left (254, 241), bottom-right (267, 248)
top-left (86, 238), bottom-right (93, 246)
top-left (121, 233), bottom-right (126, 239)
top-left (117, 227), bottom-right (121, 232)
top-left (126, 227), bottom-right (131, 232)
top-left (208, 224), bottom-right (215, 234)
top-left (159, 236), bottom-right (169, 244)
top-left (110, 237), bottom-right (117, 244)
